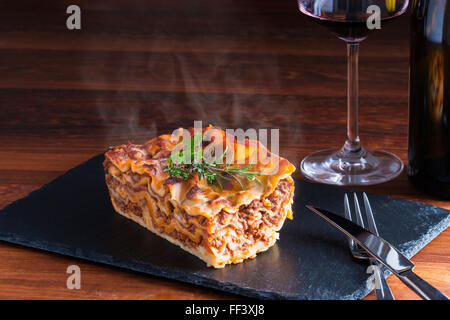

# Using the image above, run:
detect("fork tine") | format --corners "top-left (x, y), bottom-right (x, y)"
top-left (363, 192), bottom-right (379, 236)
top-left (362, 193), bottom-right (395, 300)
top-left (353, 193), bottom-right (365, 227)
top-left (344, 193), bottom-right (356, 248)
top-left (344, 193), bottom-right (351, 221)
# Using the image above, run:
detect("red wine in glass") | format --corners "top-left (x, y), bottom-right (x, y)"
top-left (299, 0), bottom-right (408, 42)
top-left (299, 0), bottom-right (409, 186)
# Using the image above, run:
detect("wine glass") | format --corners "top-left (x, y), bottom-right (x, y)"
top-left (298, 0), bottom-right (409, 185)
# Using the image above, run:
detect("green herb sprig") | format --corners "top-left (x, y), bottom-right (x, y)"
top-left (163, 132), bottom-right (265, 189)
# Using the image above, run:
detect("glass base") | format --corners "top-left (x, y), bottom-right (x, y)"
top-left (300, 147), bottom-right (404, 186)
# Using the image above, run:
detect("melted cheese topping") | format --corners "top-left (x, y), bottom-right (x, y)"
top-left (105, 126), bottom-right (296, 219)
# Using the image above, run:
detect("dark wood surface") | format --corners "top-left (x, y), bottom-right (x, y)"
top-left (0, 0), bottom-right (448, 300)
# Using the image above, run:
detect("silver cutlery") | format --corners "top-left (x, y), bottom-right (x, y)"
top-left (344, 193), bottom-right (395, 300)
top-left (306, 204), bottom-right (449, 300)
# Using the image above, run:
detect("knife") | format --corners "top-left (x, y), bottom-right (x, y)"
top-left (305, 205), bottom-right (449, 300)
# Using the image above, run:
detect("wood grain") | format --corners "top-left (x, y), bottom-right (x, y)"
top-left (0, 0), bottom-right (448, 300)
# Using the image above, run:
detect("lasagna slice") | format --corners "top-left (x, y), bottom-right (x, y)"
top-left (104, 127), bottom-right (295, 268)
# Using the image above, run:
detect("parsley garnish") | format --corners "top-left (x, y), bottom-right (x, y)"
top-left (163, 132), bottom-right (265, 189)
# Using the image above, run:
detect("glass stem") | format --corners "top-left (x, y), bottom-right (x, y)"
top-left (342, 42), bottom-right (362, 156)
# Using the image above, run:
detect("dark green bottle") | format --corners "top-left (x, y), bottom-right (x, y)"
top-left (408, 0), bottom-right (450, 198)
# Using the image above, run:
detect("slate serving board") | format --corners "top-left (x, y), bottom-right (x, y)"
top-left (0, 155), bottom-right (448, 299)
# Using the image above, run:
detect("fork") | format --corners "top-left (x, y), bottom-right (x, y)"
top-left (344, 192), bottom-right (395, 300)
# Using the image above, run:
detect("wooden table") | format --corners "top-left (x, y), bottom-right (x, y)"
top-left (0, 0), bottom-right (448, 300)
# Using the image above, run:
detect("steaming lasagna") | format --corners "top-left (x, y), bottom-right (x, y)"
top-left (103, 127), bottom-right (295, 268)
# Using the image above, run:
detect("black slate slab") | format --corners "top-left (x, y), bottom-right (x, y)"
top-left (0, 155), bottom-right (448, 299)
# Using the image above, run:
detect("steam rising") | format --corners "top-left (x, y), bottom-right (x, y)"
top-left (82, 1), bottom-right (301, 162)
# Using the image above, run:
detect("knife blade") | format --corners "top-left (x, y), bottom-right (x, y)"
top-left (305, 205), bottom-right (449, 300)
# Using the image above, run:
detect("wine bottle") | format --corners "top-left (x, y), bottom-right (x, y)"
top-left (408, 0), bottom-right (450, 198)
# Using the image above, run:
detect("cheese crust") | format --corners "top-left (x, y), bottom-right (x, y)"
top-left (104, 127), bottom-right (295, 268)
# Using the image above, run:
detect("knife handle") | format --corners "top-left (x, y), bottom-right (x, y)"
top-left (398, 270), bottom-right (449, 300)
